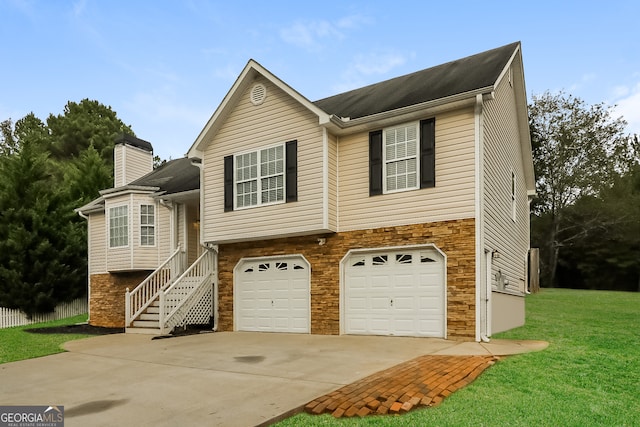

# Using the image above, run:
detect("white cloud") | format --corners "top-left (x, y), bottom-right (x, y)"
top-left (611, 85), bottom-right (630, 98)
top-left (351, 52), bottom-right (408, 76)
top-left (280, 21), bottom-right (340, 50)
top-left (335, 14), bottom-right (373, 30)
top-left (212, 63), bottom-right (240, 82)
top-left (569, 73), bottom-right (597, 92)
top-left (613, 82), bottom-right (640, 136)
top-left (279, 14), bottom-right (371, 51)
top-left (332, 51), bottom-right (412, 94)
top-left (72, 0), bottom-right (87, 17)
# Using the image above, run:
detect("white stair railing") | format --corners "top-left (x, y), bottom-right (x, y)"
top-left (125, 246), bottom-right (185, 327)
top-left (160, 249), bottom-right (216, 334)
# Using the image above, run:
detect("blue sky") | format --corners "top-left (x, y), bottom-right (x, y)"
top-left (2, 0), bottom-right (639, 161)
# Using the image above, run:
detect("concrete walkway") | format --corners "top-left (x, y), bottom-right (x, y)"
top-left (0, 332), bottom-right (547, 426)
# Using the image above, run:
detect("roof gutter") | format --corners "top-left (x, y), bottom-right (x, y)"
top-left (75, 208), bottom-right (89, 220)
top-left (75, 196), bottom-right (106, 215)
top-left (153, 188), bottom-right (200, 201)
top-left (100, 185), bottom-right (160, 197)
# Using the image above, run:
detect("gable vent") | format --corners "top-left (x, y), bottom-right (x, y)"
top-left (250, 83), bottom-right (266, 105)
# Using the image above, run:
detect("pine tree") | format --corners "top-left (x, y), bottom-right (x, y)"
top-left (0, 100), bottom-right (134, 315)
top-left (0, 140), bottom-right (85, 315)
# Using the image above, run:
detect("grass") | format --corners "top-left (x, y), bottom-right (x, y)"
top-left (0, 314), bottom-right (91, 364)
top-left (276, 289), bottom-right (640, 427)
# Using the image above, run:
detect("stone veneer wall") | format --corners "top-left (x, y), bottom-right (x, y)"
top-left (89, 271), bottom-right (151, 328)
top-left (217, 218), bottom-right (476, 340)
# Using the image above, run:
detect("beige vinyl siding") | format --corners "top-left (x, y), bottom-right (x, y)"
top-left (186, 202), bottom-right (200, 264)
top-left (338, 108), bottom-right (476, 231)
top-left (202, 76), bottom-right (327, 243)
top-left (177, 203), bottom-right (185, 251)
top-left (88, 212), bottom-right (107, 274)
top-left (483, 66), bottom-right (530, 295)
top-left (114, 144), bottom-right (153, 187)
top-left (157, 201), bottom-right (172, 260)
top-left (328, 132), bottom-right (338, 231)
top-left (114, 145), bottom-right (124, 187)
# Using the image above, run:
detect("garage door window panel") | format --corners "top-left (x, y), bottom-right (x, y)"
top-left (396, 254), bottom-right (412, 264)
top-left (372, 255), bottom-right (388, 265)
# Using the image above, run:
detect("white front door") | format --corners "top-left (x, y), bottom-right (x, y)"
top-left (344, 247), bottom-right (446, 337)
top-left (235, 256), bottom-right (310, 333)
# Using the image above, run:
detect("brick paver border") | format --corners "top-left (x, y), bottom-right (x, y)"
top-left (304, 355), bottom-right (499, 418)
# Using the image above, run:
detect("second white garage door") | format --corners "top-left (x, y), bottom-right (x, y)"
top-left (344, 247), bottom-right (446, 337)
top-left (235, 256), bottom-right (310, 333)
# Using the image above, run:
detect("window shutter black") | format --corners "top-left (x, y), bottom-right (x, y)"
top-left (369, 130), bottom-right (383, 196)
top-left (223, 155), bottom-right (234, 211)
top-left (285, 140), bottom-right (298, 202)
top-left (420, 118), bottom-right (436, 188)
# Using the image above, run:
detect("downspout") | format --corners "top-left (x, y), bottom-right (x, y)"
top-left (474, 93), bottom-right (490, 343)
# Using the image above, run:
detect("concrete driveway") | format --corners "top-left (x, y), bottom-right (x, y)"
top-left (0, 332), bottom-right (546, 426)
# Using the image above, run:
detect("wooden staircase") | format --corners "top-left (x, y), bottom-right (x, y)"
top-left (125, 248), bottom-right (216, 335)
top-left (127, 299), bottom-right (162, 334)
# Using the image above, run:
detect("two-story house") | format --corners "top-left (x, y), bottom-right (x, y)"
top-left (78, 41), bottom-right (534, 341)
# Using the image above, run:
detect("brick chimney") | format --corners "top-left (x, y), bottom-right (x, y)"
top-left (113, 134), bottom-right (154, 187)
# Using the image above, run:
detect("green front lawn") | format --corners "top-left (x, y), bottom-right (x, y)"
top-left (277, 289), bottom-right (640, 426)
top-left (0, 314), bottom-right (90, 364)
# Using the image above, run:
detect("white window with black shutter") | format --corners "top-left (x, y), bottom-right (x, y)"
top-left (369, 118), bottom-right (435, 196)
top-left (384, 123), bottom-right (419, 192)
top-left (224, 140), bottom-right (297, 211)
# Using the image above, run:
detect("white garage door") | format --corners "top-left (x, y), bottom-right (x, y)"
top-left (344, 248), bottom-right (445, 337)
top-left (235, 256), bottom-right (310, 333)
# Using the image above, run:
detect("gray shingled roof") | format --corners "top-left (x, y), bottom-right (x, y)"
top-left (115, 133), bottom-right (154, 152)
top-left (313, 42), bottom-right (519, 120)
top-left (131, 157), bottom-right (199, 195)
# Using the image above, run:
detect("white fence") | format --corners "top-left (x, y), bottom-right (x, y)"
top-left (0, 297), bottom-right (88, 329)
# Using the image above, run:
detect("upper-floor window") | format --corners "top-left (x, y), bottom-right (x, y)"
top-left (384, 123), bottom-right (419, 192)
top-left (235, 145), bottom-right (284, 209)
top-left (109, 205), bottom-right (128, 248)
top-left (140, 204), bottom-right (155, 246)
top-left (224, 140), bottom-right (297, 212)
top-left (369, 118), bottom-right (435, 196)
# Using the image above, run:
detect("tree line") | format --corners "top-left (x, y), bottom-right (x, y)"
top-left (530, 92), bottom-right (639, 291)
top-left (0, 100), bottom-right (131, 315)
top-left (0, 93), bottom-right (638, 316)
